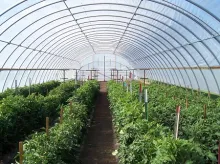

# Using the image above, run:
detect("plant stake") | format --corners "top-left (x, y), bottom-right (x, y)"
top-left (60, 107), bottom-right (64, 124)
top-left (204, 104), bottom-right (207, 119)
top-left (46, 117), bottom-right (49, 137)
top-left (144, 89), bottom-right (148, 120)
top-left (70, 101), bottom-right (73, 112)
top-left (19, 141), bottom-right (23, 164)
top-left (174, 106), bottom-right (181, 140)
top-left (139, 83), bottom-right (142, 102)
top-left (130, 81), bottom-right (132, 94)
top-left (208, 91), bottom-right (210, 99)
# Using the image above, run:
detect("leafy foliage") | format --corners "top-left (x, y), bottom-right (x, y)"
top-left (0, 80), bottom-right (61, 99)
top-left (16, 80), bottom-right (99, 164)
top-left (107, 80), bottom-right (210, 163)
top-left (0, 81), bottom-right (76, 153)
top-left (142, 82), bottom-right (220, 162)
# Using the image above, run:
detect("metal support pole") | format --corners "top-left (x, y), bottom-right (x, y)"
top-left (126, 70), bottom-right (127, 80)
top-left (90, 70), bottom-right (92, 80)
top-left (139, 83), bottom-right (142, 102)
top-left (144, 70), bottom-right (146, 86)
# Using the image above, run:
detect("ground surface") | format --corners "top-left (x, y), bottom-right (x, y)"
top-left (80, 82), bottom-right (117, 164)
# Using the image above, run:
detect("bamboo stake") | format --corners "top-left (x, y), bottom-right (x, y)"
top-left (46, 117), bottom-right (49, 136)
top-left (19, 141), bottom-right (23, 164)
top-left (60, 107), bottom-right (64, 124)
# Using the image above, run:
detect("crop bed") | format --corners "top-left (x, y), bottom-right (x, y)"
top-left (16, 80), bottom-right (99, 163)
top-left (107, 80), bottom-right (220, 163)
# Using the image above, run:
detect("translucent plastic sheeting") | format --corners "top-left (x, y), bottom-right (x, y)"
top-left (0, 0), bottom-right (220, 93)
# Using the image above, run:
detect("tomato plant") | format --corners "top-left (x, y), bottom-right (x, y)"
top-left (131, 81), bottom-right (219, 162)
top-left (107, 81), bottom-right (210, 163)
top-left (0, 80), bottom-right (61, 99)
top-left (0, 81), bottom-right (77, 154)
top-left (15, 80), bottom-right (99, 164)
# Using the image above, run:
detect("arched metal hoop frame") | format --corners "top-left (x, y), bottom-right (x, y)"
top-left (0, 1), bottom-right (220, 93)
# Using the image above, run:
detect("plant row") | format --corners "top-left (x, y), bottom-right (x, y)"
top-left (16, 80), bottom-right (99, 164)
top-left (0, 80), bottom-right (61, 99)
top-left (107, 80), bottom-right (213, 164)
top-left (128, 80), bottom-right (220, 163)
top-left (0, 80), bottom-right (78, 154)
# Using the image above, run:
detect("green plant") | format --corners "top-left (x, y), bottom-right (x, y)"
top-left (0, 81), bottom-right (76, 154)
top-left (107, 81), bottom-right (210, 163)
top-left (15, 80), bottom-right (99, 164)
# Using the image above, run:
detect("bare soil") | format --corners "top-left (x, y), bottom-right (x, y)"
top-left (80, 82), bottom-right (117, 164)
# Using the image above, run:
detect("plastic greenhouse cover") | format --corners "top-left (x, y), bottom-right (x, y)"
top-left (0, 0), bottom-right (220, 94)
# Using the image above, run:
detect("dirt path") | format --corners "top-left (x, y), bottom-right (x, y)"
top-left (80, 82), bottom-right (117, 164)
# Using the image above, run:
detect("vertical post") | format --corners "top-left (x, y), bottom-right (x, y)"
top-left (104, 56), bottom-right (106, 81)
top-left (130, 81), bottom-right (132, 94)
top-left (46, 117), bottom-right (49, 136)
top-left (19, 141), bottom-right (23, 164)
top-left (88, 75), bottom-right (89, 80)
top-left (126, 70), bottom-right (127, 80)
top-left (90, 70), bottom-right (92, 80)
top-left (139, 83), bottom-right (142, 102)
top-left (133, 70), bottom-right (134, 80)
top-left (204, 104), bottom-right (207, 119)
top-left (29, 78), bottom-right (31, 95)
top-left (75, 70), bottom-right (78, 84)
top-left (144, 89), bottom-right (148, 120)
top-left (60, 107), bottom-right (64, 124)
top-left (144, 70), bottom-right (146, 86)
top-left (63, 70), bottom-right (66, 82)
top-left (174, 106), bottom-right (181, 139)
top-left (208, 91), bottom-right (210, 98)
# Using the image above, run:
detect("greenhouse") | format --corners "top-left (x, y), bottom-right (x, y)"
top-left (0, 0), bottom-right (220, 164)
